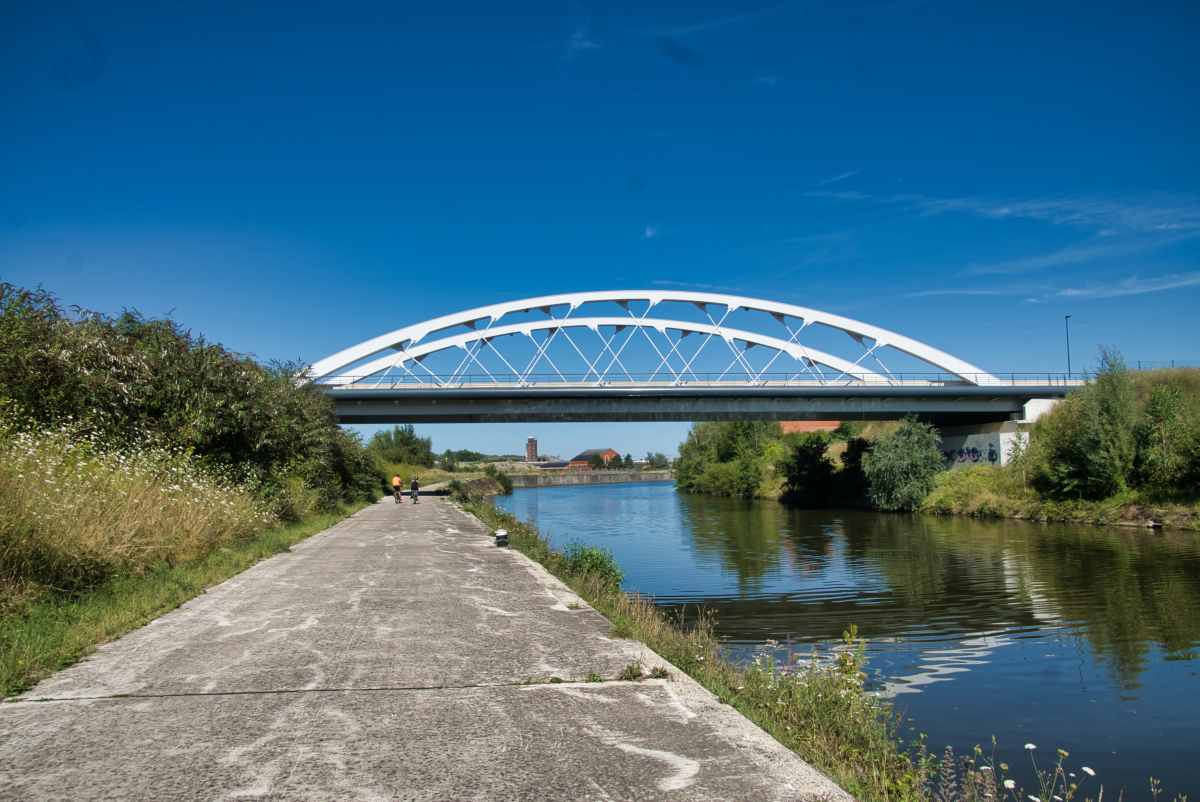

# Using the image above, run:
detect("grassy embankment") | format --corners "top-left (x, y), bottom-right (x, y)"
top-left (0, 422), bottom-right (370, 698)
top-left (450, 491), bottom-right (1079, 802)
top-left (924, 364), bottom-right (1200, 529)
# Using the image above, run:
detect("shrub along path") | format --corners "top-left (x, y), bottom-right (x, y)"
top-left (0, 496), bottom-right (849, 802)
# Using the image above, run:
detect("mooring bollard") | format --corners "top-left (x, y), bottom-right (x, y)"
top-left (494, 529), bottom-right (508, 547)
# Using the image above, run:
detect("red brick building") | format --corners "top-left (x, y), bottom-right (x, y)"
top-left (780, 421), bottom-right (840, 435)
top-left (568, 448), bottom-right (618, 470)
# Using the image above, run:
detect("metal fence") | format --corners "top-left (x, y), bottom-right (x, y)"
top-left (316, 372), bottom-right (1091, 389)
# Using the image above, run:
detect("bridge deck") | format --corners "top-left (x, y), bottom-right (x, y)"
top-left (326, 384), bottom-right (1075, 425)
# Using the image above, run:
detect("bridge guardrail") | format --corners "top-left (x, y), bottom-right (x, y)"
top-left (315, 372), bottom-right (1090, 389)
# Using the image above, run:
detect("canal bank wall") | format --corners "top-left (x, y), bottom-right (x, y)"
top-left (509, 471), bottom-right (674, 488)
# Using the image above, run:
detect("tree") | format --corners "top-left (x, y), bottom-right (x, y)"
top-left (588, 453), bottom-right (605, 470)
top-left (624, 453), bottom-right (634, 471)
top-left (367, 424), bottom-right (435, 467)
top-left (1087, 346), bottom-right (1138, 494)
top-left (779, 432), bottom-right (835, 506)
top-left (861, 416), bottom-right (943, 511)
top-left (647, 452), bottom-right (670, 470)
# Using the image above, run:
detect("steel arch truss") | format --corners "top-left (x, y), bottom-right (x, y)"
top-left (307, 291), bottom-right (1003, 388)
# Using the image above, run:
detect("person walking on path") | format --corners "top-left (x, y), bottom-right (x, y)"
top-left (391, 474), bottom-right (403, 504)
top-left (410, 475), bottom-right (419, 504)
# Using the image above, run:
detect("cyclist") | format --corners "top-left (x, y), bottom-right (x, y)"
top-left (391, 474), bottom-right (403, 504)
top-left (410, 475), bottom-right (419, 504)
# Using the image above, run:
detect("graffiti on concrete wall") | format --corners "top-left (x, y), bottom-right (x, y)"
top-left (939, 432), bottom-right (1019, 470)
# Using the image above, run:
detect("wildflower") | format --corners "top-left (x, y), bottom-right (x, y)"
top-left (980, 766), bottom-right (992, 772)
top-left (1054, 797), bottom-right (1063, 801)
top-left (1029, 797), bottom-right (1040, 802)
top-left (1081, 767), bottom-right (1095, 776)
top-left (1025, 743), bottom-right (1037, 750)
top-left (1004, 780), bottom-right (1016, 789)
top-left (1057, 749), bottom-right (1069, 758)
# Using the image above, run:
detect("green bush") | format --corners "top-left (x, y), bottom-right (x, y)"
top-left (691, 461), bottom-right (740, 496)
top-left (779, 431), bottom-right (834, 506)
top-left (1027, 351), bottom-right (1200, 501)
top-left (861, 415), bottom-right (944, 511)
top-left (0, 281), bottom-right (376, 508)
top-left (561, 540), bottom-right (625, 587)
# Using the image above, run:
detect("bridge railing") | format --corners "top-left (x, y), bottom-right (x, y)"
top-left (315, 372), bottom-right (1090, 389)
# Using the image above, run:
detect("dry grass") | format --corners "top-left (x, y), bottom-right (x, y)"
top-left (376, 460), bottom-right (484, 488)
top-left (0, 423), bottom-right (274, 600)
top-left (1, 503), bottom-right (367, 698)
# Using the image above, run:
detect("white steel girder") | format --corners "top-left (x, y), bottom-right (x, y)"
top-left (307, 291), bottom-right (1003, 386)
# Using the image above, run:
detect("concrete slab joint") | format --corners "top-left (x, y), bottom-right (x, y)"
top-left (1, 496), bottom-right (852, 802)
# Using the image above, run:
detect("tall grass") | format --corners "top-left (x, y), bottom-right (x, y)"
top-left (1, 422), bottom-right (273, 603)
top-left (1, 505), bottom-right (366, 698)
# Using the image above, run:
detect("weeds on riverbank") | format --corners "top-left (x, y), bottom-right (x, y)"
top-left (1, 503), bottom-right (367, 698)
top-left (456, 493), bottom-right (921, 799)
top-left (453, 493), bottom-right (1185, 802)
top-left (922, 466), bottom-right (1200, 530)
top-left (1, 420), bottom-right (274, 607)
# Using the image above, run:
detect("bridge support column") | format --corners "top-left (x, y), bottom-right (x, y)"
top-left (936, 399), bottom-right (1059, 469)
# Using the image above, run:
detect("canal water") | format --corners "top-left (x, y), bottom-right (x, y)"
top-left (496, 481), bottom-right (1200, 798)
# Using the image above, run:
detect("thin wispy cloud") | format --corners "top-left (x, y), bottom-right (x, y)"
top-left (657, 3), bottom-right (796, 36)
top-left (752, 69), bottom-right (780, 87)
top-left (651, 279), bottom-right (743, 293)
top-left (902, 288), bottom-right (1010, 297)
top-left (963, 231), bottom-right (1200, 275)
top-left (1056, 271), bottom-right (1200, 299)
top-left (805, 189), bottom-right (1200, 278)
top-left (564, 1), bottom-right (600, 60)
top-left (805, 190), bottom-right (1200, 235)
top-left (816, 168), bottom-right (866, 187)
top-left (643, 224), bottom-right (660, 239)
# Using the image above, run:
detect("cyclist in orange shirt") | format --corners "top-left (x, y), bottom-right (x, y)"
top-left (391, 474), bottom-right (403, 504)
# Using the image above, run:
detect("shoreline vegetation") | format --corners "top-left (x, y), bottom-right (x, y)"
top-left (0, 280), bottom-right (462, 696)
top-left (674, 350), bottom-right (1199, 531)
top-left (452, 488), bottom-right (1124, 802)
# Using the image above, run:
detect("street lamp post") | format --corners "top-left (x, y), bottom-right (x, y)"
top-left (1065, 315), bottom-right (1072, 377)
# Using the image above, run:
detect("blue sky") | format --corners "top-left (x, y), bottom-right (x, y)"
top-left (3, 1), bottom-right (1198, 458)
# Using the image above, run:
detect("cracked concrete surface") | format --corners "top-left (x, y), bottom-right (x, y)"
top-left (0, 497), bottom-right (852, 801)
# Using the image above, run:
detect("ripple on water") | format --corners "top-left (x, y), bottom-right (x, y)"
top-left (496, 481), bottom-right (1200, 797)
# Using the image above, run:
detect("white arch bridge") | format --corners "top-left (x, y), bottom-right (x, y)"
top-left (307, 291), bottom-right (1077, 425)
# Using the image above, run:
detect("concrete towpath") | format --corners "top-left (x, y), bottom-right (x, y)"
top-left (0, 496), bottom-right (852, 802)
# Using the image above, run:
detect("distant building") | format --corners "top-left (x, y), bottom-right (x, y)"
top-left (523, 436), bottom-right (558, 463)
top-left (780, 421), bottom-right (840, 434)
top-left (568, 448), bottom-right (618, 470)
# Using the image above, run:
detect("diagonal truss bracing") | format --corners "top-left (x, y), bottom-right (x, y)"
top-left (306, 291), bottom-right (1004, 387)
